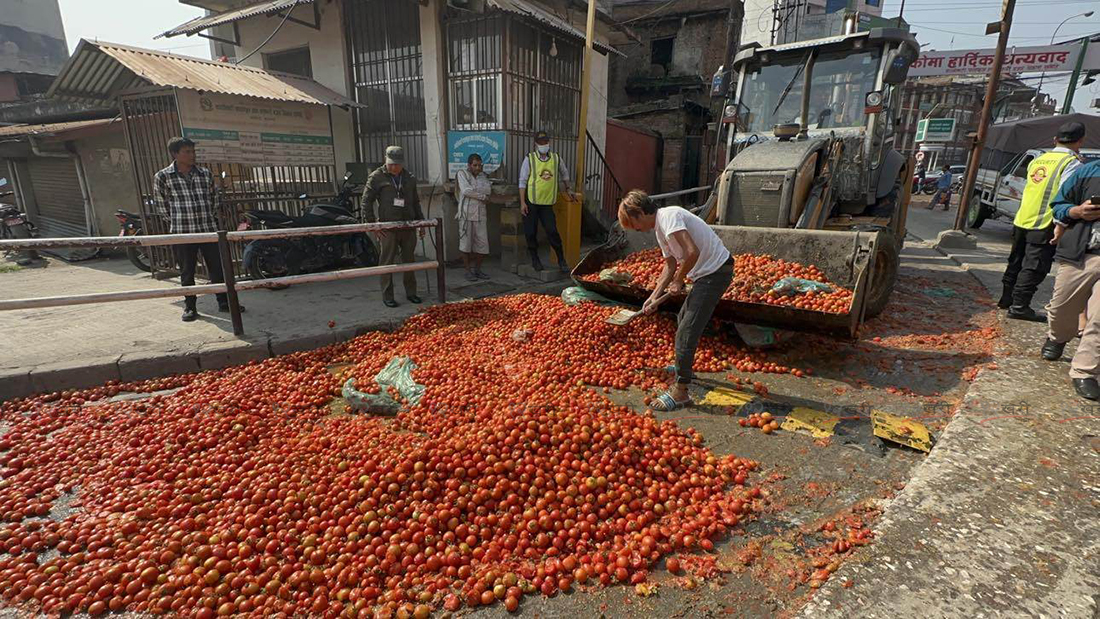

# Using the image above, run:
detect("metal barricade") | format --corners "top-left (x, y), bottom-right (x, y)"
top-left (0, 219), bottom-right (446, 336)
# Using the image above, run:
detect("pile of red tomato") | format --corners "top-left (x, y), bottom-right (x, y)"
top-left (583, 249), bottom-right (853, 314)
top-left (0, 294), bottom-right (792, 618)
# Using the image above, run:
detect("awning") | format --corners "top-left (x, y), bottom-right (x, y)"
top-left (0, 118), bottom-right (120, 139)
top-left (158, 0), bottom-right (315, 39)
top-left (487, 0), bottom-right (622, 56)
top-left (47, 40), bottom-right (363, 108)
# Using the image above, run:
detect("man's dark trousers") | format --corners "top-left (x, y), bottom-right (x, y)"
top-left (1001, 224), bottom-right (1055, 309)
top-left (175, 243), bottom-right (228, 311)
top-left (523, 203), bottom-right (564, 260)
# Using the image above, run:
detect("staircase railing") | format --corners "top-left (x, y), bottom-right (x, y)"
top-left (583, 131), bottom-right (625, 229)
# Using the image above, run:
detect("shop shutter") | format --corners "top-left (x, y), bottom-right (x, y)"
top-left (27, 157), bottom-right (86, 238)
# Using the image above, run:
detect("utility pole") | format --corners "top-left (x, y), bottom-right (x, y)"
top-left (953, 0), bottom-right (1015, 232)
top-left (570, 0), bottom-right (598, 266)
top-left (1062, 38), bottom-right (1091, 114)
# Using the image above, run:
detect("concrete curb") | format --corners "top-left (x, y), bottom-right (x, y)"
top-left (1, 283), bottom-right (570, 404)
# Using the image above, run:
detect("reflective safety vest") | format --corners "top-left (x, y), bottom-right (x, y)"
top-left (526, 152), bottom-right (559, 206)
top-left (1013, 151), bottom-right (1078, 230)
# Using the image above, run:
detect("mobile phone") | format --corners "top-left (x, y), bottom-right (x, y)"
top-left (1090, 196), bottom-right (1100, 206)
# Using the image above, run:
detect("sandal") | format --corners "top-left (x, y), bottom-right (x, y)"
top-left (652, 391), bottom-right (692, 412)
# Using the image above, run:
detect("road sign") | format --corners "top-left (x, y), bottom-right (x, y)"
top-left (915, 151), bottom-right (926, 162)
top-left (916, 118), bottom-right (956, 143)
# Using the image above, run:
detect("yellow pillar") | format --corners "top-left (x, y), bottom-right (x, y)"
top-left (566, 0), bottom-right (597, 267)
top-left (553, 195), bottom-right (581, 266)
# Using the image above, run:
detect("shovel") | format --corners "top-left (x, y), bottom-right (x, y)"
top-left (606, 292), bottom-right (671, 326)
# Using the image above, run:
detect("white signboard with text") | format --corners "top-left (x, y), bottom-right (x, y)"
top-left (908, 45), bottom-right (1082, 78)
top-left (176, 90), bottom-right (334, 167)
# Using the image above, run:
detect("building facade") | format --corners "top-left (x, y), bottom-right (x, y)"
top-left (895, 75), bottom-right (1056, 167)
top-left (606, 0), bottom-right (734, 193)
top-left (0, 0), bottom-right (68, 107)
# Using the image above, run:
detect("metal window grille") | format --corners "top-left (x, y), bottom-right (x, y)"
top-left (345, 0), bottom-right (429, 175)
top-left (444, 13), bottom-right (582, 184)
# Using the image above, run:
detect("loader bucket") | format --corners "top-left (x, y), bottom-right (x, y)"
top-left (572, 225), bottom-right (882, 338)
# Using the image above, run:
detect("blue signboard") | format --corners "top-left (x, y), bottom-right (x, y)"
top-left (447, 131), bottom-right (505, 179)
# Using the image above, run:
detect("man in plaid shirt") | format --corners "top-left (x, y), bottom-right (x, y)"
top-left (155, 137), bottom-right (244, 322)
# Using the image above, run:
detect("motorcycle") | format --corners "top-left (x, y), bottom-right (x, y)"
top-left (240, 172), bottom-right (377, 288)
top-left (911, 175), bottom-right (939, 195)
top-left (114, 208), bottom-right (151, 272)
top-left (0, 184), bottom-right (41, 266)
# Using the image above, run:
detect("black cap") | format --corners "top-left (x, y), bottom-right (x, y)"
top-left (534, 130), bottom-right (550, 143)
top-left (1057, 121), bottom-right (1086, 143)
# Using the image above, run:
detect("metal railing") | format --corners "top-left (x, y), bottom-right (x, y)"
top-left (0, 219), bottom-right (446, 337)
top-left (583, 131), bottom-right (625, 228)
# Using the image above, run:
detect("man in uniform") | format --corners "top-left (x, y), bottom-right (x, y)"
top-left (362, 146), bottom-right (425, 308)
top-left (1042, 158), bottom-right (1100, 399)
top-left (999, 122), bottom-right (1086, 322)
top-left (518, 130), bottom-right (575, 272)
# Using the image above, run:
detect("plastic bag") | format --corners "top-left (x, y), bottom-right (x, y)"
top-left (342, 356), bottom-right (425, 415)
top-left (511, 329), bottom-right (533, 342)
top-left (734, 323), bottom-right (792, 349)
top-left (561, 286), bottom-right (617, 306)
top-left (598, 269), bottom-right (633, 284)
top-left (770, 277), bottom-right (833, 296)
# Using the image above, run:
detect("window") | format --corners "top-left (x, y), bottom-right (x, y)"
top-left (447, 16), bottom-right (503, 130)
top-left (346, 0), bottom-right (427, 171)
top-left (263, 46), bottom-right (312, 78)
top-left (444, 14), bottom-right (582, 179)
top-left (650, 37), bottom-right (673, 73)
top-left (1011, 154), bottom-right (1034, 178)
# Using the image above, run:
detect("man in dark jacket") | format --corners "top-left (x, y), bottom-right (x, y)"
top-left (362, 146), bottom-right (425, 308)
top-left (1041, 159), bottom-right (1100, 400)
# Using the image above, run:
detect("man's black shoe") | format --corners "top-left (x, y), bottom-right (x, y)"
top-left (1073, 377), bottom-right (1100, 401)
top-left (407, 295), bottom-right (423, 304)
top-left (1007, 306), bottom-right (1046, 323)
top-left (218, 304), bottom-right (246, 313)
top-left (1041, 338), bottom-right (1066, 361)
top-left (530, 255), bottom-right (544, 271)
top-left (383, 299), bottom-right (399, 308)
top-left (997, 295), bottom-right (1012, 309)
top-left (558, 258), bottom-right (569, 274)
top-left (182, 308), bottom-right (198, 322)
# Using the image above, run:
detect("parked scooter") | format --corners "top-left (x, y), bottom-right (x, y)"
top-left (114, 208), bottom-right (151, 272)
top-left (0, 181), bottom-right (41, 266)
top-left (240, 172), bottom-right (377, 287)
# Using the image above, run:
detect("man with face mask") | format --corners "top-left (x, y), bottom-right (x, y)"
top-left (518, 130), bottom-right (575, 272)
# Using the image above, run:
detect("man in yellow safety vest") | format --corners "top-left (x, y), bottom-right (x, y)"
top-left (999, 122), bottom-right (1086, 322)
top-left (518, 130), bottom-right (576, 272)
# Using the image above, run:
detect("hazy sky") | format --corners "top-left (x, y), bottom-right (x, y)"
top-left (57, 0), bottom-right (1099, 111)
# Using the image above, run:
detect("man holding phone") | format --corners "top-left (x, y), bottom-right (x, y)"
top-left (1040, 158), bottom-right (1100, 400)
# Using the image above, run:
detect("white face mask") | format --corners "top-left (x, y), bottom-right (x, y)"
top-left (536, 144), bottom-right (550, 155)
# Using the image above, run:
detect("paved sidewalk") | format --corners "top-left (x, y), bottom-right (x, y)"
top-left (0, 253), bottom-right (572, 400)
top-left (802, 201), bottom-right (1100, 618)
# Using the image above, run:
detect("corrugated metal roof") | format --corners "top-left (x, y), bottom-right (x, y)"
top-left (158, 0), bottom-right (315, 39)
top-left (0, 118), bottom-right (120, 138)
top-left (487, 0), bottom-right (622, 56)
top-left (46, 40), bottom-right (362, 108)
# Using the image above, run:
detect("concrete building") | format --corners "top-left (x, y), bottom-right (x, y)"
top-left (0, 0), bottom-right (68, 107)
top-left (606, 0), bottom-right (736, 194)
top-left (158, 0), bottom-right (626, 267)
top-left (895, 75), bottom-right (1056, 168)
top-left (742, 0), bottom-right (884, 48)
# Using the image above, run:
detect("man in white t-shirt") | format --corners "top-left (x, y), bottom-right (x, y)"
top-left (618, 190), bottom-right (733, 411)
